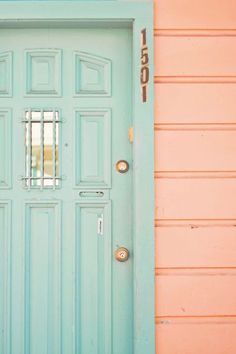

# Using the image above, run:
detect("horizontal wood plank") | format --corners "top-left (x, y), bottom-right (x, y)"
top-left (156, 320), bottom-right (236, 354)
top-left (155, 179), bottom-right (236, 219)
top-left (154, 37), bottom-right (236, 77)
top-left (156, 226), bottom-right (236, 268)
top-left (155, 130), bottom-right (236, 172)
top-left (156, 273), bottom-right (236, 316)
top-left (154, 0), bottom-right (236, 30)
top-left (155, 84), bottom-right (236, 124)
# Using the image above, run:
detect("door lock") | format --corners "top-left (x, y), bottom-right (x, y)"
top-left (115, 247), bottom-right (129, 262)
top-left (116, 160), bottom-right (129, 173)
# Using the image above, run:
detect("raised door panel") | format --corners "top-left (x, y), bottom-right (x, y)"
top-left (0, 51), bottom-right (12, 97)
top-left (25, 49), bottom-right (62, 96)
top-left (24, 202), bottom-right (61, 354)
top-left (0, 202), bottom-right (11, 354)
top-left (0, 109), bottom-right (11, 189)
top-left (74, 52), bottom-right (111, 97)
top-left (75, 202), bottom-right (111, 354)
top-left (75, 109), bottom-right (111, 188)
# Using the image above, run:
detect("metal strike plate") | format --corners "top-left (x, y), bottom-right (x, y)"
top-left (115, 247), bottom-right (129, 262)
top-left (116, 160), bottom-right (129, 173)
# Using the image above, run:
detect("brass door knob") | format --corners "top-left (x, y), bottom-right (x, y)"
top-left (115, 247), bottom-right (129, 262)
top-left (116, 160), bottom-right (129, 173)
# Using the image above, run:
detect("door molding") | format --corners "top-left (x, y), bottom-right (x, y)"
top-left (0, 2), bottom-right (155, 353)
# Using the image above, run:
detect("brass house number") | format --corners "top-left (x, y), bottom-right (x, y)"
top-left (140, 28), bottom-right (149, 103)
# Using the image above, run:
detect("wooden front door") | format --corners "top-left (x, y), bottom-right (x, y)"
top-left (0, 26), bottom-right (133, 354)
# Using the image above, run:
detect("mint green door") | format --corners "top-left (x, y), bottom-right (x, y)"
top-left (0, 26), bottom-right (133, 354)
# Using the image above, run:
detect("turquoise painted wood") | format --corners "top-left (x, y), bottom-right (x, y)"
top-left (0, 3), bottom-right (155, 353)
top-left (0, 27), bottom-right (134, 354)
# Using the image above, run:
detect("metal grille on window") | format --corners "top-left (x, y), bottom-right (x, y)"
top-left (23, 109), bottom-right (60, 189)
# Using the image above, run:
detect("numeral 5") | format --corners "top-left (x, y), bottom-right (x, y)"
top-left (141, 46), bottom-right (149, 65)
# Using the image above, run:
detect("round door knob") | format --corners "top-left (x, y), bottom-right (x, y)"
top-left (116, 160), bottom-right (129, 173)
top-left (115, 247), bottom-right (129, 262)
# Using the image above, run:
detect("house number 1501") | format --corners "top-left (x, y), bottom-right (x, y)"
top-left (140, 28), bottom-right (149, 103)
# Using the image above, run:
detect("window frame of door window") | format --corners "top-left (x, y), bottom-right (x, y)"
top-left (0, 2), bottom-right (155, 353)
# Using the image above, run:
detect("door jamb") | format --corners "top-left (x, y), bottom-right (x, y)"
top-left (0, 2), bottom-right (155, 353)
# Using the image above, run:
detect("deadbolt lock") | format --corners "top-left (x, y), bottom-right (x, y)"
top-left (115, 247), bottom-right (129, 262)
top-left (116, 160), bottom-right (129, 173)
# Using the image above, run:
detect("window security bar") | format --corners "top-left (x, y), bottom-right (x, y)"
top-left (23, 109), bottom-right (61, 190)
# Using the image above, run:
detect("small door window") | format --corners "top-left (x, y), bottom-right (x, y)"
top-left (24, 109), bottom-right (60, 189)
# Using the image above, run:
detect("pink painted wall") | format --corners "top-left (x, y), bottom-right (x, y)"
top-left (154, 1), bottom-right (236, 353)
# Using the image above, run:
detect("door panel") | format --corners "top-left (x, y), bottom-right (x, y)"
top-left (24, 203), bottom-right (61, 354)
top-left (76, 203), bottom-right (111, 354)
top-left (0, 51), bottom-right (12, 97)
top-left (75, 109), bottom-right (111, 188)
top-left (0, 201), bottom-right (11, 354)
top-left (0, 27), bottom-right (133, 354)
top-left (0, 109), bottom-right (11, 188)
top-left (74, 51), bottom-right (111, 97)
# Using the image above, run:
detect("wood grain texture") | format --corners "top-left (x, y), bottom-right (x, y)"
top-left (154, 0), bottom-right (236, 30)
top-left (156, 273), bottom-right (236, 316)
top-left (155, 130), bottom-right (236, 172)
top-left (156, 320), bottom-right (236, 354)
top-left (155, 179), bottom-right (236, 220)
top-left (155, 225), bottom-right (236, 268)
top-left (155, 84), bottom-right (236, 124)
top-left (154, 37), bottom-right (236, 77)
top-left (154, 1), bottom-right (236, 352)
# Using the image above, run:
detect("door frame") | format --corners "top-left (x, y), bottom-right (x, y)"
top-left (0, 2), bottom-right (155, 353)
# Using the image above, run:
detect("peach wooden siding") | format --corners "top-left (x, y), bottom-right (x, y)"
top-left (156, 320), bottom-right (236, 354)
top-left (155, 84), bottom-right (236, 123)
top-left (155, 37), bottom-right (236, 77)
top-left (155, 130), bottom-right (236, 171)
top-left (154, 1), bottom-right (236, 353)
